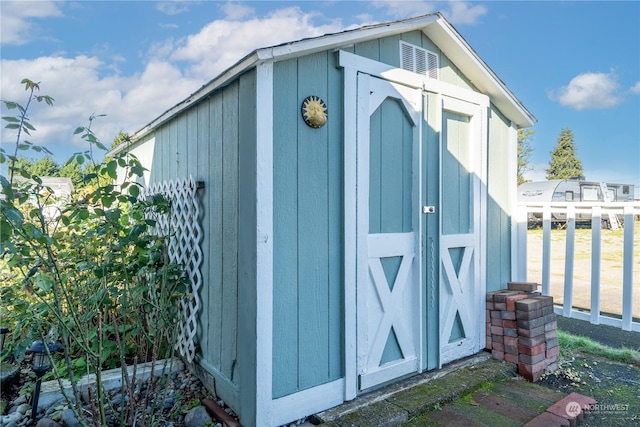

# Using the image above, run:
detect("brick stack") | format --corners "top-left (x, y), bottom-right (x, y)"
top-left (485, 282), bottom-right (558, 382)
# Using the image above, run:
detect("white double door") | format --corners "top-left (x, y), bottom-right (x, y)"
top-left (354, 73), bottom-right (485, 390)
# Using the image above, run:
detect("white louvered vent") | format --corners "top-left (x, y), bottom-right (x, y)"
top-left (400, 41), bottom-right (439, 79)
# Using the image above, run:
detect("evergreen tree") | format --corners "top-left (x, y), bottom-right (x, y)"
top-left (517, 128), bottom-right (534, 186)
top-left (545, 128), bottom-right (583, 180)
top-left (59, 158), bottom-right (85, 187)
top-left (31, 155), bottom-right (60, 177)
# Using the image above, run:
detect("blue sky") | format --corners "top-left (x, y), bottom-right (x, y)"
top-left (1, 1), bottom-right (639, 195)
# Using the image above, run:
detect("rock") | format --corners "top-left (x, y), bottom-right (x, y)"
top-left (60, 409), bottom-right (81, 427)
top-left (0, 411), bottom-right (23, 426)
top-left (184, 406), bottom-right (212, 427)
top-left (36, 418), bottom-right (62, 427)
top-left (16, 403), bottom-right (31, 416)
top-left (11, 395), bottom-right (28, 406)
top-left (0, 363), bottom-right (20, 389)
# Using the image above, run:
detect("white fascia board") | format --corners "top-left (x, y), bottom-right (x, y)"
top-left (425, 18), bottom-right (536, 128)
top-left (129, 52), bottom-right (261, 142)
top-left (128, 15), bottom-right (440, 145)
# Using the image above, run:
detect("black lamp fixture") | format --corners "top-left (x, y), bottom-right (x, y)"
top-left (27, 340), bottom-right (63, 424)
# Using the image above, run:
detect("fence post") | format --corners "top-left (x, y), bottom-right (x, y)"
top-left (542, 205), bottom-right (551, 296)
top-left (563, 204), bottom-right (575, 318)
top-left (622, 206), bottom-right (634, 331)
top-left (590, 206), bottom-right (601, 325)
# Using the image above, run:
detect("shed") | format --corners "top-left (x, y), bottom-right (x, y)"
top-left (111, 13), bottom-right (536, 426)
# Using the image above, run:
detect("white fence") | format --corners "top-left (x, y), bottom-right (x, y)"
top-left (515, 201), bottom-right (640, 332)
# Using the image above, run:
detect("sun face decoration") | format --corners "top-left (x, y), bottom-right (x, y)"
top-left (301, 96), bottom-right (328, 128)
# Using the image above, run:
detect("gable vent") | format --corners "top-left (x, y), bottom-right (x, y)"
top-left (400, 41), bottom-right (439, 79)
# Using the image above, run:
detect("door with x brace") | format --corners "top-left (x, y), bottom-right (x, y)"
top-left (439, 98), bottom-right (484, 365)
top-left (356, 74), bottom-right (422, 390)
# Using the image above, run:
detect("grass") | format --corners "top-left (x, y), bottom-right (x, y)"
top-left (557, 329), bottom-right (640, 367)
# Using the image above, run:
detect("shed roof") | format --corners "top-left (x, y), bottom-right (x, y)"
top-left (122, 13), bottom-right (536, 150)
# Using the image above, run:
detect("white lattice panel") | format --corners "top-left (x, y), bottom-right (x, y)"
top-left (142, 177), bottom-right (203, 363)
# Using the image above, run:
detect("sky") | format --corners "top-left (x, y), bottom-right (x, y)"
top-left (1, 1), bottom-right (639, 196)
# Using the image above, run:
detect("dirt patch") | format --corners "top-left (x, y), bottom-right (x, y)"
top-left (538, 355), bottom-right (640, 426)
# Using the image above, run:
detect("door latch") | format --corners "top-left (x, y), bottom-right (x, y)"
top-left (422, 206), bottom-right (436, 214)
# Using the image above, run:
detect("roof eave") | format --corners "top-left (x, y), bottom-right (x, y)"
top-left (424, 17), bottom-right (536, 128)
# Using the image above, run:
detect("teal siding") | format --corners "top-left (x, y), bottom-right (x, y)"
top-left (369, 98), bottom-right (413, 234)
top-left (442, 112), bottom-right (472, 235)
top-left (146, 80), bottom-right (245, 393)
top-left (486, 105), bottom-right (513, 291)
top-left (272, 52), bottom-right (344, 398)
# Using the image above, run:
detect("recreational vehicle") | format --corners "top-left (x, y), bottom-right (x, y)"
top-left (518, 178), bottom-right (635, 228)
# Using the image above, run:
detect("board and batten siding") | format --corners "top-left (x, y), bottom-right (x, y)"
top-left (486, 105), bottom-right (515, 291)
top-left (271, 51), bottom-right (344, 399)
top-left (140, 73), bottom-right (259, 408)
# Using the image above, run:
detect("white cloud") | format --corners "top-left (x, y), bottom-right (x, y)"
top-left (155, 1), bottom-right (196, 16)
top-left (550, 72), bottom-right (624, 110)
top-left (168, 7), bottom-right (346, 81)
top-left (221, 1), bottom-right (255, 20)
top-left (1, 6), bottom-right (352, 161)
top-left (630, 81), bottom-right (640, 94)
top-left (370, 0), bottom-right (438, 19)
top-left (370, 1), bottom-right (486, 24)
top-left (0, 0), bottom-right (63, 45)
top-left (444, 1), bottom-right (487, 25)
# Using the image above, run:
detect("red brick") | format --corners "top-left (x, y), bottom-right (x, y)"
top-left (518, 325), bottom-right (545, 338)
top-left (507, 282), bottom-right (540, 292)
top-left (517, 316), bottom-right (547, 329)
top-left (531, 295), bottom-right (553, 307)
top-left (504, 352), bottom-right (519, 364)
top-left (491, 317), bottom-right (502, 327)
top-left (486, 301), bottom-right (495, 310)
top-left (546, 393), bottom-right (597, 424)
top-left (503, 327), bottom-right (518, 337)
top-left (504, 336), bottom-right (518, 347)
top-left (546, 337), bottom-right (559, 349)
top-left (486, 323), bottom-right (491, 335)
top-left (546, 345), bottom-right (560, 358)
top-left (492, 334), bottom-right (504, 344)
top-left (506, 293), bottom-right (530, 311)
top-left (518, 360), bottom-right (548, 382)
top-left (485, 336), bottom-right (492, 350)
top-left (504, 344), bottom-right (518, 355)
top-left (501, 310), bottom-right (516, 320)
top-left (545, 330), bottom-right (557, 341)
top-left (519, 342), bottom-right (546, 356)
top-left (546, 354), bottom-right (558, 365)
top-left (546, 361), bottom-right (558, 372)
top-left (545, 320), bottom-right (558, 332)
top-left (502, 320), bottom-right (517, 328)
top-left (493, 342), bottom-right (504, 352)
top-left (542, 305), bottom-right (555, 315)
top-left (486, 291), bottom-right (498, 302)
top-left (519, 335), bottom-right (546, 347)
top-left (493, 290), bottom-right (522, 303)
top-left (519, 352), bottom-right (546, 365)
top-left (494, 302), bottom-right (506, 310)
top-left (492, 349), bottom-right (504, 360)
top-left (515, 298), bottom-right (543, 312)
top-left (490, 310), bottom-right (502, 319)
top-left (491, 325), bottom-right (504, 335)
top-left (516, 308), bottom-right (542, 320)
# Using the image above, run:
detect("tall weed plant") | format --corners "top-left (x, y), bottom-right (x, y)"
top-left (1, 79), bottom-right (190, 426)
